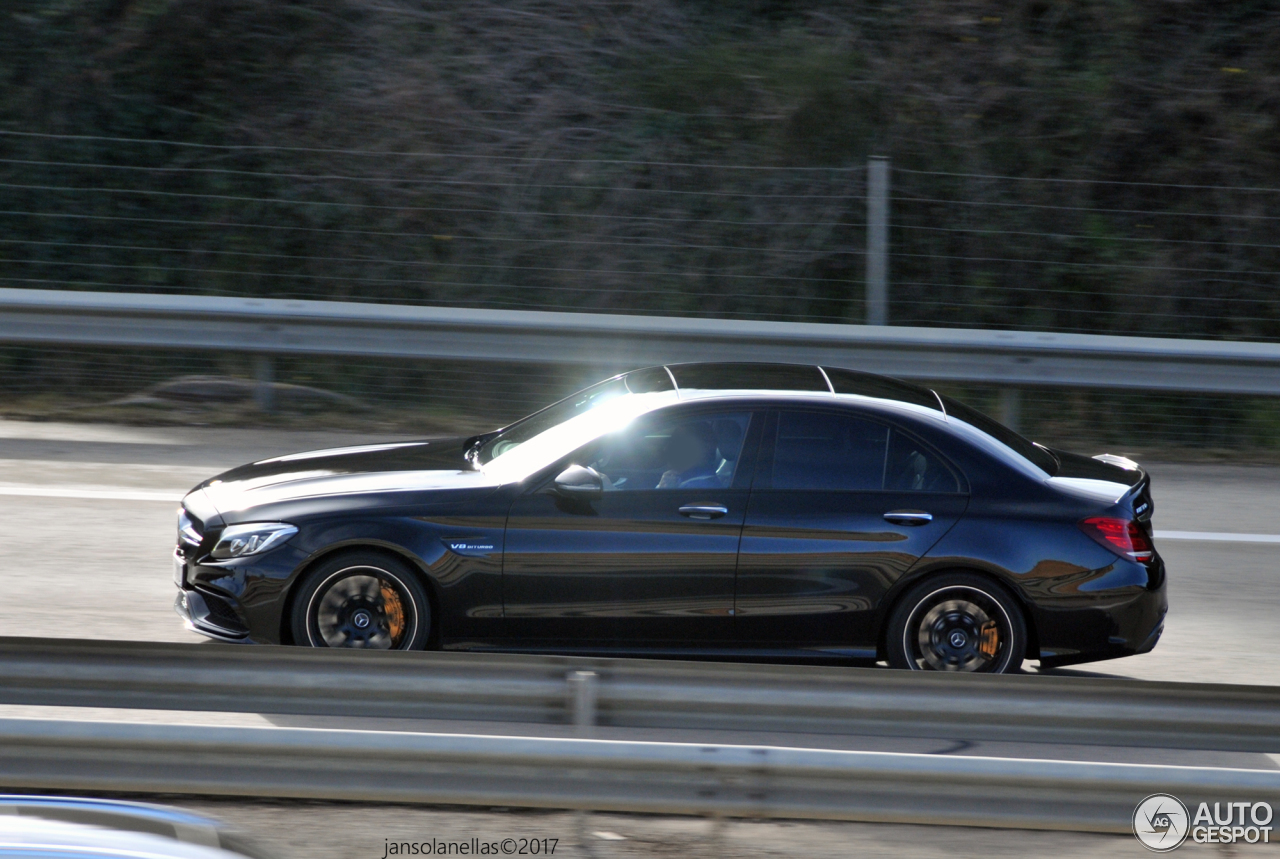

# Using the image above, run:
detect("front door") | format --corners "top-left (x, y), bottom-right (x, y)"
top-left (736, 408), bottom-right (968, 655)
top-left (501, 407), bottom-right (759, 650)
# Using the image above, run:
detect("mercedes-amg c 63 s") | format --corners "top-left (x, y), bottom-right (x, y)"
top-left (173, 363), bottom-right (1165, 673)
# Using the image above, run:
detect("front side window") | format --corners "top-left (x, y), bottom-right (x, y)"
top-left (577, 411), bottom-right (752, 491)
top-left (768, 410), bottom-right (959, 493)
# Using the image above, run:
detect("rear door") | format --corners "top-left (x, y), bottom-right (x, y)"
top-left (735, 407), bottom-right (968, 653)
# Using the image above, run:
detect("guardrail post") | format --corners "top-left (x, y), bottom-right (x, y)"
top-left (568, 671), bottom-right (598, 738)
top-left (865, 156), bottom-right (890, 326)
top-left (253, 355), bottom-right (275, 413)
top-left (568, 671), bottom-right (600, 857)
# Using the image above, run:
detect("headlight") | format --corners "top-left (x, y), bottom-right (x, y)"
top-left (177, 509), bottom-right (202, 548)
top-left (211, 522), bottom-right (298, 559)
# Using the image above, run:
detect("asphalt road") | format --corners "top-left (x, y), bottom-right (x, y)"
top-left (0, 417), bottom-right (1277, 854)
top-left (166, 797), bottom-right (1280, 859)
top-left (0, 418), bottom-right (1274, 687)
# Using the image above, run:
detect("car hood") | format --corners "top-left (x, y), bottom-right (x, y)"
top-left (190, 437), bottom-right (499, 516)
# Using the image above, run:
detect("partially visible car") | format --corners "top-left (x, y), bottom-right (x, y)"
top-left (0, 796), bottom-right (269, 859)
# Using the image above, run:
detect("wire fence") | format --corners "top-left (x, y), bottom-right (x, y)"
top-left (2, 130), bottom-right (1278, 336)
top-left (0, 130), bottom-right (866, 323)
top-left (1, 129), bottom-right (1280, 452)
top-left (889, 166), bottom-right (1280, 339)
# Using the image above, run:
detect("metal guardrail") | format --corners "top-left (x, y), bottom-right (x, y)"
top-left (1, 716), bottom-right (1278, 833)
top-left (2, 287), bottom-right (1280, 394)
top-left (1, 639), bottom-right (1277, 753)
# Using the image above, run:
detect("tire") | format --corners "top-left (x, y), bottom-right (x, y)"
top-left (290, 551), bottom-right (431, 650)
top-left (885, 572), bottom-right (1026, 673)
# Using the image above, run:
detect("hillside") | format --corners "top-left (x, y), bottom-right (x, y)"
top-left (0, 1), bottom-right (1278, 447)
top-left (3, 0), bottom-right (1278, 335)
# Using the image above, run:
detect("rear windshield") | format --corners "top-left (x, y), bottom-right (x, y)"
top-left (939, 395), bottom-right (1059, 475)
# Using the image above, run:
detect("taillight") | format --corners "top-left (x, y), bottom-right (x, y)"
top-left (1079, 517), bottom-right (1154, 563)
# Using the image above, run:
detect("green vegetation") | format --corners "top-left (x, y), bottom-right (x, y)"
top-left (3, 0), bottom-right (1277, 334)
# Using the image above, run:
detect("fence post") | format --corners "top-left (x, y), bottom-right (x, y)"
top-left (865, 156), bottom-right (890, 326)
top-left (253, 355), bottom-right (276, 413)
top-left (999, 387), bottom-right (1022, 433)
top-left (568, 670), bottom-right (598, 738)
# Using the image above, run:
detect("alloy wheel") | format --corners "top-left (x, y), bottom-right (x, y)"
top-left (904, 585), bottom-right (1014, 672)
top-left (308, 566), bottom-right (416, 649)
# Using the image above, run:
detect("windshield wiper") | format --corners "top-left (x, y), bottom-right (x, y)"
top-left (463, 431), bottom-right (502, 469)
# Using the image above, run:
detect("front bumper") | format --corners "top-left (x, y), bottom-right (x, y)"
top-left (173, 588), bottom-right (251, 643)
top-left (173, 537), bottom-right (311, 644)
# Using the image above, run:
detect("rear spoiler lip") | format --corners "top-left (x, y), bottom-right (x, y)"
top-left (1085, 453), bottom-right (1152, 522)
top-left (1091, 452), bottom-right (1144, 478)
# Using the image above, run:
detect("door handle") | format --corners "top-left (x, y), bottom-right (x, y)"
top-left (679, 504), bottom-right (728, 520)
top-left (884, 510), bottom-right (933, 526)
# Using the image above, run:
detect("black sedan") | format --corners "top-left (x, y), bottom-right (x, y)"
top-left (174, 363), bottom-right (1166, 673)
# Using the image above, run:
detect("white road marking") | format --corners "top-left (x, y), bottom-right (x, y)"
top-left (0, 484), bottom-right (182, 502)
top-left (0, 419), bottom-right (191, 445)
top-left (1155, 530), bottom-right (1280, 544)
top-left (592, 832), bottom-right (627, 841)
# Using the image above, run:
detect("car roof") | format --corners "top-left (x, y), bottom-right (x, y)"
top-left (624, 363), bottom-right (945, 414)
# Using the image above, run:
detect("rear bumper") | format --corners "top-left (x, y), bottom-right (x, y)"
top-left (1035, 564), bottom-right (1168, 668)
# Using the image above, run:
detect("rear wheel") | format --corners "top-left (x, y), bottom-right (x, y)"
top-left (886, 573), bottom-right (1026, 673)
top-left (290, 552), bottom-right (430, 650)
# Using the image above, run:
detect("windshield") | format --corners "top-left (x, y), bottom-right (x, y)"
top-left (477, 378), bottom-right (630, 466)
top-left (475, 370), bottom-right (678, 482)
top-left (480, 391), bottom-right (676, 483)
top-left (939, 394), bottom-right (1059, 475)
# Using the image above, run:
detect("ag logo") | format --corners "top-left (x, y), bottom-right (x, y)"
top-left (1134, 794), bottom-right (1190, 851)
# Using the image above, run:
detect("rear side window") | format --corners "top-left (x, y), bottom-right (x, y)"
top-left (886, 429), bottom-right (960, 493)
top-left (771, 411), bottom-right (888, 491)
top-left (768, 410), bottom-right (960, 493)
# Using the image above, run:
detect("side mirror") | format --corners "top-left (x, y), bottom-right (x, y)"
top-left (553, 464), bottom-right (604, 500)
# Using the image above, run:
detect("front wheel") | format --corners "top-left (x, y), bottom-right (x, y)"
top-left (886, 573), bottom-right (1026, 673)
top-left (290, 552), bottom-right (431, 650)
